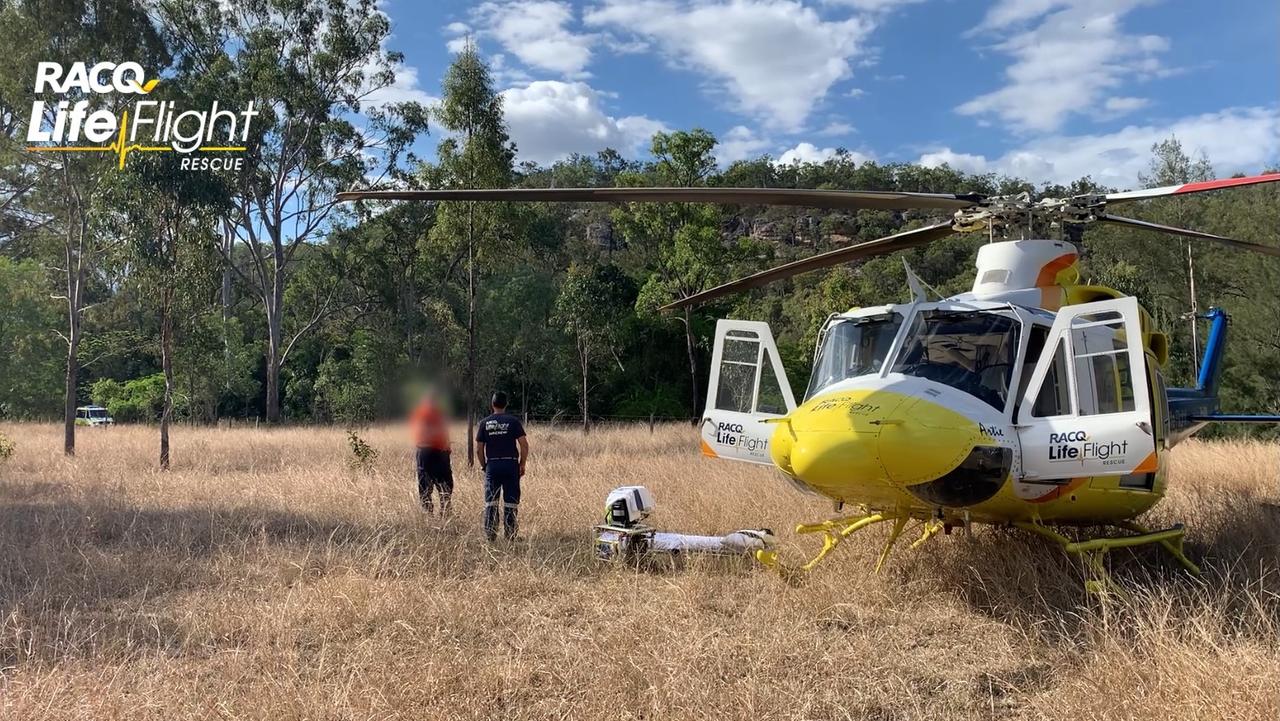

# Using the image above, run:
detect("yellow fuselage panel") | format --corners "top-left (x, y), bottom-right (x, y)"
top-left (770, 381), bottom-right (1166, 526)
top-left (771, 386), bottom-right (988, 504)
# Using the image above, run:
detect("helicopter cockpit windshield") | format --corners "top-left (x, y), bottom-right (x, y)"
top-left (891, 310), bottom-right (1020, 410)
top-left (805, 312), bottom-right (904, 399)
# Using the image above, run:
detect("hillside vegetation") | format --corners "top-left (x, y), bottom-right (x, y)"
top-left (2, 3), bottom-right (1278, 448)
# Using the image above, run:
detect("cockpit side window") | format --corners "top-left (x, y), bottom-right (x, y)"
top-left (805, 313), bottom-right (903, 400)
top-left (890, 310), bottom-right (1020, 411)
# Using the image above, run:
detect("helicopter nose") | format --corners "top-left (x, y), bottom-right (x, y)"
top-left (770, 390), bottom-right (1010, 507)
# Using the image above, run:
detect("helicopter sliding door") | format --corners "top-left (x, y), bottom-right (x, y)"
top-left (1015, 297), bottom-right (1157, 487)
top-left (700, 320), bottom-right (796, 465)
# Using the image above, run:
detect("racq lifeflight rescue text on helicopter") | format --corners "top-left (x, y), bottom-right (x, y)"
top-left (338, 173), bottom-right (1280, 587)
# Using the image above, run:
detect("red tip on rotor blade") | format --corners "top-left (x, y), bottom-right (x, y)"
top-left (1107, 172), bottom-right (1280, 202)
top-left (1177, 173), bottom-right (1280, 194)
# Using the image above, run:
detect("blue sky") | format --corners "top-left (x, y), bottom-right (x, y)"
top-left (368, 0), bottom-right (1280, 189)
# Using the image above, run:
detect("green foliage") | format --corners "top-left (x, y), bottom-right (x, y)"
top-left (0, 259), bottom-right (63, 419)
top-left (0, 4), bottom-right (1275, 435)
top-left (314, 332), bottom-right (398, 425)
top-left (346, 431), bottom-right (379, 472)
top-left (91, 375), bottom-right (172, 423)
top-left (611, 385), bottom-right (687, 420)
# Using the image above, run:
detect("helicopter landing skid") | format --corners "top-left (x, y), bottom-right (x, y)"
top-left (755, 511), bottom-right (943, 578)
top-left (1015, 520), bottom-right (1201, 595)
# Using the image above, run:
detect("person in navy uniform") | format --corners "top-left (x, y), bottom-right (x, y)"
top-left (475, 391), bottom-right (529, 542)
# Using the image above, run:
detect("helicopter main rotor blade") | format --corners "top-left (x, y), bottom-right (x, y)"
top-left (661, 221), bottom-right (956, 311)
top-left (1096, 214), bottom-right (1280, 257)
top-left (1104, 172), bottom-right (1280, 203)
top-left (336, 187), bottom-right (983, 211)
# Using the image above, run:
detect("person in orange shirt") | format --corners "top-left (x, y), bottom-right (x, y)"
top-left (409, 389), bottom-right (453, 516)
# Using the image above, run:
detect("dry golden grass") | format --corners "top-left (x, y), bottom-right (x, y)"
top-left (0, 422), bottom-right (1276, 720)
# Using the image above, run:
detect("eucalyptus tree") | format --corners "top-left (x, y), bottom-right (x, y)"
top-left (427, 43), bottom-right (516, 463)
top-left (616, 128), bottom-right (724, 417)
top-left (554, 263), bottom-right (634, 433)
top-left (107, 146), bottom-right (226, 468)
top-left (0, 0), bottom-right (167, 454)
top-left (202, 0), bottom-right (428, 422)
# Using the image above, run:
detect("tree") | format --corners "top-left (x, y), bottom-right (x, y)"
top-left (0, 0), bottom-right (167, 454)
top-left (1138, 138), bottom-right (1214, 375)
top-left (617, 129), bottom-right (724, 417)
top-left (109, 148), bottom-right (224, 468)
top-left (207, 0), bottom-right (428, 422)
top-left (554, 263), bottom-right (633, 432)
top-left (428, 43), bottom-right (516, 463)
top-left (0, 258), bottom-right (63, 418)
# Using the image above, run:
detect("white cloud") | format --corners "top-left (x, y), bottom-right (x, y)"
top-left (361, 60), bottom-right (439, 109)
top-left (1102, 96), bottom-right (1149, 114)
top-left (822, 0), bottom-right (925, 10)
top-left (817, 121), bottom-right (855, 137)
top-left (471, 1), bottom-right (595, 76)
top-left (501, 80), bottom-right (667, 163)
top-left (584, 0), bottom-right (874, 131)
top-left (959, 0), bottom-right (1168, 132)
top-left (775, 142), bottom-right (872, 165)
top-left (716, 125), bottom-right (773, 164)
top-left (918, 148), bottom-right (991, 175)
top-left (918, 106), bottom-right (1280, 188)
top-left (777, 142), bottom-right (838, 164)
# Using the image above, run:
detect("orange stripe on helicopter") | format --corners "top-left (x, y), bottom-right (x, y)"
top-left (1133, 451), bottom-right (1159, 474)
top-left (1028, 476), bottom-right (1088, 503)
top-left (1034, 253), bottom-right (1078, 288)
top-left (700, 439), bottom-right (719, 458)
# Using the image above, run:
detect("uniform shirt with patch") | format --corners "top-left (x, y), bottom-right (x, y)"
top-left (476, 413), bottom-right (526, 460)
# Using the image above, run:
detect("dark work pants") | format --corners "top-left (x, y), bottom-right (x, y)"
top-left (416, 448), bottom-right (453, 515)
top-left (483, 459), bottom-right (521, 541)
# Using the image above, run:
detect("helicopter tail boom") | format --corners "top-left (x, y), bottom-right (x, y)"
top-left (1167, 308), bottom-right (1280, 436)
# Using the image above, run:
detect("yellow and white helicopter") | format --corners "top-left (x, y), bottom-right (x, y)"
top-left (340, 172), bottom-right (1280, 584)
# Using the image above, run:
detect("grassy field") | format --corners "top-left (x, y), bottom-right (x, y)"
top-left (0, 422), bottom-right (1276, 720)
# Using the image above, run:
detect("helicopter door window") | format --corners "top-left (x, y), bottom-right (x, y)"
top-left (755, 348), bottom-right (788, 415)
top-left (715, 333), bottom-right (761, 414)
top-left (1015, 325), bottom-right (1050, 420)
top-left (1070, 315), bottom-right (1136, 415)
top-left (1031, 339), bottom-right (1071, 417)
top-left (805, 313), bottom-right (903, 399)
top-left (890, 310), bottom-right (1019, 411)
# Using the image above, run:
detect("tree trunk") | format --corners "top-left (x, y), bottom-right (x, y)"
top-left (159, 288), bottom-right (174, 470)
top-left (221, 230), bottom-right (234, 323)
top-left (62, 326), bottom-right (79, 457)
top-left (465, 210), bottom-right (477, 467)
top-left (579, 338), bottom-right (590, 435)
top-left (61, 177), bottom-right (85, 458)
top-left (264, 267), bottom-right (285, 423)
top-left (683, 308), bottom-right (699, 422)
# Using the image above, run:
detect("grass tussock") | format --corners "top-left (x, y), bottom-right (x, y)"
top-left (0, 422), bottom-right (1276, 720)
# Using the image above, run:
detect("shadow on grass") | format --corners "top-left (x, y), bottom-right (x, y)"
top-left (901, 500), bottom-right (1280, 641)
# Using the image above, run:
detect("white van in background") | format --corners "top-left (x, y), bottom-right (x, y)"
top-left (75, 405), bottom-right (114, 426)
